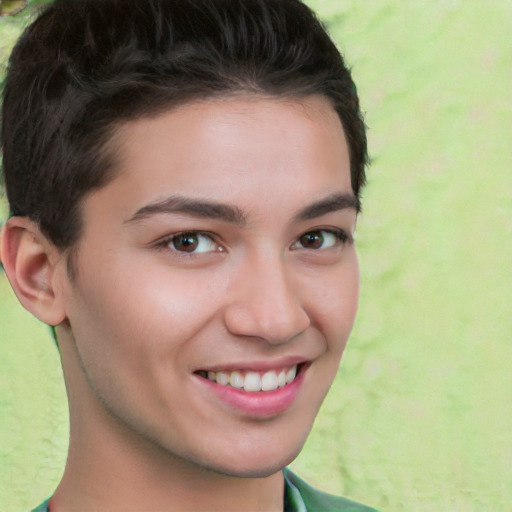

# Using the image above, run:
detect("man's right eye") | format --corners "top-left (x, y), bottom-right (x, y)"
top-left (163, 232), bottom-right (220, 254)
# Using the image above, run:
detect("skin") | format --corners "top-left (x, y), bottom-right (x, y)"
top-left (1, 94), bottom-right (359, 512)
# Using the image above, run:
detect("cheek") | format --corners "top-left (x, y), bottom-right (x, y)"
top-left (305, 255), bottom-right (360, 347)
top-left (69, 261), bottom-right (224, 357)
top-left (63, 263), bottom-right (226, 420)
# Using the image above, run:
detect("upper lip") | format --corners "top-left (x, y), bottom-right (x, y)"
top-left (194, 355), bottom-right (310, 373)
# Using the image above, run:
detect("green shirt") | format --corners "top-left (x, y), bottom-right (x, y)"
top-left (31, 468), bottom-right (378, 511)
top-left (283, 468), bottom-right (378, 511)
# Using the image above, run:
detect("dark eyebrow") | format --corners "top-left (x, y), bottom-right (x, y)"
top-left (293, 193), bottom-right (360, 222)
top-left (125, 195), bottom-right (246, 225)
top-left (125, 192), bottom-right (359, 226)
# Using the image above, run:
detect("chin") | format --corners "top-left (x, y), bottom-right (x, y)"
top-left (185, 437), bottom-right (305, 479)
top-left (200, 453), bottom-right (299, 479)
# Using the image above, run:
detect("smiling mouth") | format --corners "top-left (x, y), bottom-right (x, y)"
top-left (195, 364), bottom-right (304, 392)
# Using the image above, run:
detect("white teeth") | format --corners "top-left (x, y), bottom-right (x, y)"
top-left (229, 371), bottom-right (244, 389)
top-left (244, 372), bottom-right (261, 392)
top-left (261, 370), bottom-right (278, 391)
top-left (204, 365), bottom-right (299, 391)
top-left (216, 371), bottom-right (229, 386)
top-left (286, 366), bottom-right (297, 384)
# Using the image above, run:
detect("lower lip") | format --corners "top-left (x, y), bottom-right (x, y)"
top-left (196, 369), bottom-right (306, 417)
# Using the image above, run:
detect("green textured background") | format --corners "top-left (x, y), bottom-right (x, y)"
top-left (1, 1), bottom-right (511, 510)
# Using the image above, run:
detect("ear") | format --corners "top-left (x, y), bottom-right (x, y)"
top-left (1, 217), bottom-right (67, 326)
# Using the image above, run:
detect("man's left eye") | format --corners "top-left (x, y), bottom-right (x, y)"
top-left (292, 229), bottom-right (347, 250)
top-left (168, 232), bottom-right (218, 253)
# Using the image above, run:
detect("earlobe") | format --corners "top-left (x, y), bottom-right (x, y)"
top-left (1, 217), bottom-right (67, 326)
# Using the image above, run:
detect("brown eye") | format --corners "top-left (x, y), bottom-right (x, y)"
top-left (299, 231), bottom-right (325, 249)
top-left (167, 232), bottom-right (218, 253)
top-left (172, 233), bottom-right (199, 252)
top-left (292, 229), bottom-right (347, 251)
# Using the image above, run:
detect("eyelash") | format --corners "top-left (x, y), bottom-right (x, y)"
top-left (291, 228), bottom-right (352, 251)
top-left (153, 228), bottom-right (352, 255)
top-left (153, 231), bottom-right (221, 255)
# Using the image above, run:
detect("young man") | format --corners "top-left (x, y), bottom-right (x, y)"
top-left (1, 0), bottom-right (377, 510)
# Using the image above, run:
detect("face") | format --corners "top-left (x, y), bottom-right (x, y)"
top-left (58, 95), bottom-right (360, 477)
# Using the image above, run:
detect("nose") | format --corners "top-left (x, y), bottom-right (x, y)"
top-left (223, 255), bottom-right (311, 345)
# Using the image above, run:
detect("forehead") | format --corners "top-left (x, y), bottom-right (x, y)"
top-left (83, 94), bottom-right (352, 228)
